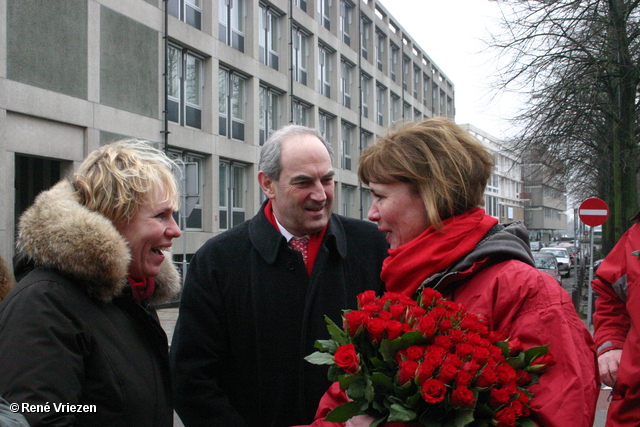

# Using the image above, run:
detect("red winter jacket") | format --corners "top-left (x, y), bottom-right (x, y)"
top-left (592, 220), bottom-right (640, 426)
top-left (302, 223), bottom-right (599, 427)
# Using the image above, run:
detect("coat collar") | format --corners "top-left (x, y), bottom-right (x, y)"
top-left (16, 180), bottom-right (180, 303)
top-left (248, 201), bottom-right (347, 265)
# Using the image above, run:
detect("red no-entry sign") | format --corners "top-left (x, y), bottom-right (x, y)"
top-left (579, 198), bottom-right (609, 227)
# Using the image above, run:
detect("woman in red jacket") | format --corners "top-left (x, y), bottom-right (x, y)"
top-left (302, 118), bottom-right (599, 427)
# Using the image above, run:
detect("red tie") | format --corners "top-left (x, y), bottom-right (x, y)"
top-left (289, 236), bottom-right (310, 267)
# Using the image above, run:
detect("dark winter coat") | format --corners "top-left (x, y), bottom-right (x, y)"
top-left (170, 203), bottom-right (388, 427)
top-left (0, 180), bottom-right (181, 427)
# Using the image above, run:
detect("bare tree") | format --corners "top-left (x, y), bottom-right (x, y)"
top-left (488, 0), bottom-right (640, 252)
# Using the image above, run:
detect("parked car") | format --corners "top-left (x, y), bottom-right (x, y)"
top-left (530, 241), bottom-right (544, 251)
top-left (533, 252), bottom-right (562, 285)
top-left (557, 243), bottom-right (578, 265)
top-left (539, 247), bottom-right (572, 277)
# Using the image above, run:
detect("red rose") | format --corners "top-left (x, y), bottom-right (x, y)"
top-left (416, 361), bottom-right (436, 385)
top-left (465, 331), bottom-right (482, 346)
top-left (366, 317), bottom-right (387, 342)
top-left (344, 310), bottom-right (369, 336)
top-left (489, 387), bottom-right (512, 408)
top-left (462, 360), bottom-right (480, 375)
top-left (444, 353), bottom-right (463, 368)
top-left (455, 342), bottom-right (474, 359)
top-left (419, 288), bottom-right (442, 306)
top-left (476, 366), bottom-right (498, 388)
top-left (431, 306), bottom-right (447, 319)
top-left (438, 318), bottom-right (454, 332)
top-left (496, 363), bottom-right (517, 385)
top-left (460, 314), bottom-right (479, 331)
top-left (471, 346), bottom-right (491, 364)
top-left (357, 290), bottom-right (377, 308)
top-left (421, 378), bottom-right (446, 403)
top-left (434, 334), bottom-right (453, 350)
top-left (488, 330), bottom-right (507, 343)
top-left (437, 363), bottom-right (459, 384)
top-left (389, 303), bottom-right (406, 320)
top-left (494, 407), bottom-right (517, 427)
top-left (398, 359), bottom-right (419, 385)
top-left (386, 319), bottom-right (404, 340)
top-left (408, 305), bottom-right (427, 320)
top-left (507, 338), bottom-right (524, 356)
top-left (450, 386), bottom-right (476, 408)
top-left (516, 370), bottom-right (533, 386)
top-left (405, 345), bottom-right (426, 361)
top-left (456, 370), bottom-right (474, 387)
top-left (448, 329), bottom-right (465, 343)
top-left (424, 345), bottom-right (446, 366)
top-left (416, 315), bottom-right (437, 338)
top-left (334, 344), bottom-right (359, 374)
top-left (530, 353), bottom-right (555, 373)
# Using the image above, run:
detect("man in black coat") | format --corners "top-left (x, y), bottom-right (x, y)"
top-left (170, 125), bottom-right (389, 427)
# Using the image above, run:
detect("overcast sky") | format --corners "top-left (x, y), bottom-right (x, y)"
top-left (380, 0), bottom-right (522, 140)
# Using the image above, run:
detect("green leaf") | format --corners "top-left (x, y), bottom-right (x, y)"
top-left (315, 339), bottom-right (338, 352)
top-left (494, 341), bottom-right (510, 357)
top-left (324, 401), bottom-right (362, 422)
top-left (371, 371), bottom-right (394, 389)
top-left (338, 372), bottom-right (362, 390)
top-left (325, 315), bottom-right (349, 345)
top-left (452, 408), bottom-right (475, 427)
top-left (379, 331), bottom-right (426, 362)
top-left (518, 419), bottom-right (538, 427)
top-left (347, 378), bottom-right (367, 400)
top-left (304, 352), bottom-right (334, 365)
top-left (523, 344), bottom-right (549, 365)
top-left (370, 417), bottom-right (388, 427)
top-left (387, 403), bottom-right (417, 422)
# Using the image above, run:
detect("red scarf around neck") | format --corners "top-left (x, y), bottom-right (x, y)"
top-left (127, 276), bottom-right (156, 304)
top-left (380, 208), bottom-right (498, 298)
top-left (264, 200), bottom-right (327, 276)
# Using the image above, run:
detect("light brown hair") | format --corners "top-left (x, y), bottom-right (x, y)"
top-left (358, 118), bottom-right (493, 230)
top-left (73, 139), bottom-right (180, 226)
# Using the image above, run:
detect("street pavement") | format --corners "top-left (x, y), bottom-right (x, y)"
top-left (158, 298), bottom-right (610, 427)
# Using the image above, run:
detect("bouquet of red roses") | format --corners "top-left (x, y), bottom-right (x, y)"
top-left (305, 288), bottom-right (554, 427)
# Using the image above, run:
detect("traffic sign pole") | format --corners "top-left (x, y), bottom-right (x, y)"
top-left (578, 198), bottom-right (609, 328)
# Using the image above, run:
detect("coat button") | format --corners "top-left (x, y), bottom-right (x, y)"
top-left (287, 262), bottom-right (295, 271)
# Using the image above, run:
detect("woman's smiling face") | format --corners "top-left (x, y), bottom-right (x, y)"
top-left (116, 197), bottom-right (181, 279)
top-left (367, 180), bottom-right (431, 249)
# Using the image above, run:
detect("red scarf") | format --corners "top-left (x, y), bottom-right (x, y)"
top-left (381, 208), bottom-right (498, 298)
top-left (127, 276), bottom-right (156, 304)
top-left (264, 201), bottom-right (327, 276)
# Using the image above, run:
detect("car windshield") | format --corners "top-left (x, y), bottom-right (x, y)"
top-left (534, 257), bottom-right (556, 269)
top-left (542, 249), bottom-right (567, 257)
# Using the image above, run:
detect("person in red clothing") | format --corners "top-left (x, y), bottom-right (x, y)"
top-left (592, 211), bottom-right (640, 426)
top-left (301, 118), bottom-right (599, 427)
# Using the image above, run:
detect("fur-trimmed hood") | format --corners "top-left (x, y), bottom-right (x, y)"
top-left (16, 180), bottom-right (181, 303)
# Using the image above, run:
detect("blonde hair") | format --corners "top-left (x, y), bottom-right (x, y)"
top-left (358, 118), bottom-right (493, 230)
top-left (73, 139), bottom-right (180, 225)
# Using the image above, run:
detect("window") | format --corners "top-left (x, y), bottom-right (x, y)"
top-left (292, 26), bottom-right (309, 85)
top-left (440, 89), bottom-right (445, 113)
top-left (293, 0), bottom-right (307, 12)
top-left (341, 184), bottom-right (356, 217)
top-left (219, 160), bottom-right (247, 230)
top-left (360, 130), bottom-right (372, 152)
top-left (219, 0), bottom-right (245, 52)
top-left (168, 0), bottom-right (202, 29)
top-left (423, 74), bottom-right (430, 107)
top-left (390, 43), bottom-right (399, 82)
top-left (360, 15), bottom-right (370, 60)
top-left (375, 30), bottom-right (385, 71)
top-left (390, 92), bottom-right (400, 123)
top-left (340, 59), bottom-right (353, 109)
top-left (360, 187), bottom-right (372, 220)
top-left (219, 68), bottom-right (246, 141)
top-left (403, 102), bottom-right (410, 120)
top-left (293, 98), bottom-right (311, 126)
top-left (375, 83), bottom-right (385, 126)
top-left (259, 5), bottom-right (280, 70)
top-left (168, 44), bottom-right (204, 129)
top-left (259, 85), bottom-right (281, 145)
top-left (318, 45), bottom-right (332, 98)
top-left (169, 150), bottom-right (205, 230)
top-left (318, 0), bottom-right (331, 30)
top-left (402, 55), bottom-right (410, 91)
top-left (413, 65), bottom-right (420, 99)
top-left (447, 96), bottom-right (453, 116)
top-left (318, 111), bottom-right (334, 142)
top-left (432, 82), bottom-right (438, 113)
top-left (340, 0), bottom-right (353, 46)
top-left (361, 73), bottom-right (371, 118)
top-left (341, 122), bottom-right (354, 170)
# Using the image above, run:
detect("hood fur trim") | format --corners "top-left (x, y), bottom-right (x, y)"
top-left (17, 180), bottom-right (181, 303)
